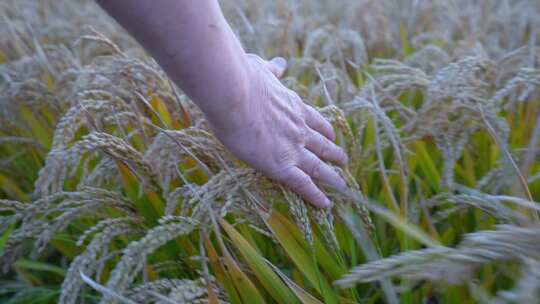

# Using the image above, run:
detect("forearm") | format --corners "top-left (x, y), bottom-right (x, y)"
top-left (95, 0), bottom-right (249, 121)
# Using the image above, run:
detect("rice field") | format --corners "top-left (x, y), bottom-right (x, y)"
top-left (1, 0), bottom-right (540, 303)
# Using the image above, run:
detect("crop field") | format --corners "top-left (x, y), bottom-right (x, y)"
top-left (1, 0), bottom-right (540, 303)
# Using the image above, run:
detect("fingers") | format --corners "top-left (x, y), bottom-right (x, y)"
top-left (303, 105), bottom-right (336, 141)
top-left (278, 166), bottom-right (332, 208)
top-left (305, 130), bottom-right (348, 167)
top-left (299, 149), bottom-right (347, 191)
top-left (266, 57), bottom-right (287, 78)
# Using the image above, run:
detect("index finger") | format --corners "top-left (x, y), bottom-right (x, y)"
top-left (275, 166), bottom-right (333, 208)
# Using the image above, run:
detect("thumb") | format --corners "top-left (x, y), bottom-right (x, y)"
top-left (266, 57), bottom-right (287, 78)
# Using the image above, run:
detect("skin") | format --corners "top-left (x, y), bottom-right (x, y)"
top-left (95, 0), bottom-right (348, 208)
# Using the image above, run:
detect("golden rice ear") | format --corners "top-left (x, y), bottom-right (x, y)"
top-left (60, 218), bottom-right (139, 304)
top-left (127, 278), bottom-right (221, 303)
top-left (101, 216), bottom-right (198, 302)
top-left (336, 225), bottom-right (540, 287)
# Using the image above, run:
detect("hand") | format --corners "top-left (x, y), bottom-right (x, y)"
top-left (207, 54), bottom-right (348, 208)
top-left (95, 0), bottom-right (348, 207)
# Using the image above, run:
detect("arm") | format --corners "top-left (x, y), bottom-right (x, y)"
top-left (96, 0), bottom-right (348, 208)
top-left (95, 0), bottom-right (248, 124)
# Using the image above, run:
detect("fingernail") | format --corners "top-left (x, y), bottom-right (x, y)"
top-left (329, 130), bottom-right (336, 141)
top-left (341, 152), bottom-right (349, 167)
top-left (272, 57), bottom-right (287, 69)
top-left (323, 197), bottom-right (333, 209)
top-left (339, 178), bottom-right (348, 191)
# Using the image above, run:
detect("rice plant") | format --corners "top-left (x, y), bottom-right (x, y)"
top-left (1, 0), bottom-right (539, 303)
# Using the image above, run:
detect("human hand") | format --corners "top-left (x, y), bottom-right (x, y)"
top-left (207, 54), bottom-right (348, 208)
top-left (95, 0), bottom-right (347, 208)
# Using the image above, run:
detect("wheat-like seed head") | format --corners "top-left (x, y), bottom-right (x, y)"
top-left (336, 225), bottom-right (540, 287)
top-left (59, 219), bottom-right (140, 304)
top-left (101, 216), bottom-right (197, 303)
top-left (0, 188), bottom-right (136, 273)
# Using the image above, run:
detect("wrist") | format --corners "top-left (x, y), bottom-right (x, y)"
top-left (200, 52), bottom-right (252, 133)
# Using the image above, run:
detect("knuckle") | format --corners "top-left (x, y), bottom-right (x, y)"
top-left (292, 174), bottom-right (312, 191)
top-left (296, 114), bottom-right (308, 128)
top-left (293, 135), bottom-right (305, 146)
top-left (314, 118), bottom-right (326, 129)
top-left (267, 165), bottom-right (292, 181)
top-left (310, 162), bottom-right (323, 179)
top-left (287, 90), bottom-right (302, 102)
top-left (305, 130), bottom-right (316, 144)
top-left (246, 53), bottom-right (262, 62)
top-left (287, 91), bottom-right (306, 111)
top-left (320, 145), bottom-right (330, 160)
top-left (308, 108), bottom-right (323, 122)
top-left (275, 149), bottom-right (297, 166)
top-left (291, 125), bottom-right (308, 146)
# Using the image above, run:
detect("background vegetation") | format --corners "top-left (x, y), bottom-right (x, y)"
top-left (1, 0), bottom-right (539, 303)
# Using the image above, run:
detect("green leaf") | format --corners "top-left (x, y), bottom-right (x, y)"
top-left (413, 142), bottom-right (441, 191)
top-left (222, 251), bottom-right (266, 303)
top-left (266, 261), bottom-right (324, 304)
top-left (13, 259), bottom-right (66, 277)
top-left (208, 223), bottom-right (266, 304)
top-left (204, 235), bottom-right (243, 304)
top-left (0, 173), bottom-right (30, 202)
top-left (264, 210), bottom-right (339, 304)
top-left (220, 219), bottom-right (300, 304)
top-left (355, 197), bottom-right (441, 248)
top-left (0, 222), bottom-right (15, 251)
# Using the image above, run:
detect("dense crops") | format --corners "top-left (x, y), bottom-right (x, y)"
top-left (1, 0), bottom-right (540, 303)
